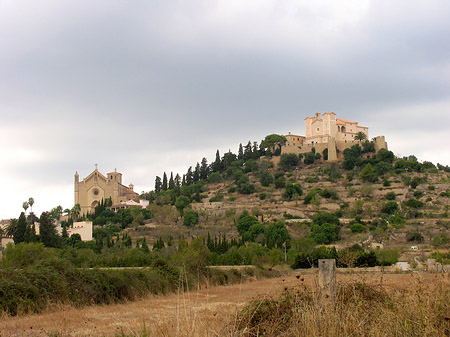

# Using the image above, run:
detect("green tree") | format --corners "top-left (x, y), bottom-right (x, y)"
top-left (259, 171), bottom-right (274, 187)
top-left (236, 210), bottom-right (259, 237)
top-left (175, 196), bottom-right (191, 214)
top-left (381, 201), bottom-right (399, 215)
top-left (13, 212), bottom-right (27, 244)
top-left (155, 176), bottom-right (162, 193)
top-left (279, 153), bottom-right (300, 170)
top-left (377, 148), bottom-right (394, 163)
top-left (266, 221), bottom-right (290, 248)
top-left (260, 134), bottom-right (287, 154)
top-left (22, 201), bottom-right (29, 215)
top-left (175, 173), bottom-right (181, 187)
top-left (28, 197), bottom-right (35, 222)
top-left (310, 223), bottom-right (339, 244)
top-left (238, 143), bottom-right (244, 160)
top-left (168, 172), bottom-right (175, 189)
top-left (211, 150), bottom-right (223, 172)
top-left (183, 210), bottom-right (199, 226)
top-left (162, 172), bottom-right (168, 191)
top-left (39, 211), bottom-right (60, 248)
top-left (304, 152), bottom-right (315, 165)
top-left (71, 204), bottom-right (81, 222)
top-left (200, 157), bottom-right (209, 180)
top-left (360, 163), bottom-right (377, 183)
top-left (355, 131), bottom-right (367, 141)
top-left (283, 184), bottom-right (303, 200)
top-left (274, 175), bottom-right (286, 189)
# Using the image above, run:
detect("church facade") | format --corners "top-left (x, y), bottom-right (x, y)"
top-left (74, 167), bottom-right (139, 215)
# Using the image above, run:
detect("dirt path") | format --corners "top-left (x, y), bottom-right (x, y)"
top-left (0, 270), bottom-right (433, 337)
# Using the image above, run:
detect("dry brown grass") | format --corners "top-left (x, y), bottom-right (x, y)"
top-left (231, 272), bottom-right (450, 337)
top-left (1, 271), bottom-right (449, 337)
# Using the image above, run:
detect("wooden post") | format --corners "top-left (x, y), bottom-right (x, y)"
top-left (318, 259), bottom-right (336, 304)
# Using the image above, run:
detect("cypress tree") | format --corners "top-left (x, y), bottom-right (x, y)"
top-left (244, 141), bottom-right (252, 161)
top-left (193, 162), bottom-right (200, 182)
top-left (14, 212), bottom-right (27, 244)
top-left (211, 150), bottom-right (222, 172)
top-left (155, 176), bottom-right (162, 193)
top-left (169, 172), bottom-right (175, 190)
top-left (39, 211), bottom-right (60, 248)
top-left (238, 143), bottom-right (244, 160)
top-left (162, 172), bottom-right (168, 191)
top-left (141, 237), bottom-right (150, 253)
top-left (186, 167), bottom-right (193, 185)
top-left (200, 158), bottom-right (209, 180)
top-left (252, 141), bottom-right (259, 158)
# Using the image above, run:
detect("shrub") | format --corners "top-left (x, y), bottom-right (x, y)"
top-left (208, 172), bottom-right (223, 183)
top-left (239, 183), bottom-right (255, 194)
top-left (404, 198), bottom-right (424, 208)
top-left (283, 184), bottom-right (303, 200)
top-left (304, 152), bottom-right (315, 165)
top-left (259, 171), bottom-right (274, 187)
top-left (209, 193), bottom-right (224, 202)
top-left (350, 223), bottom-right (367, 233)
top-left (385, 192), bottom-right (396, 200)
top-left (274, 176), bottom-right (286, 189)
top-left (406, 231), bottom-right (424, 243)
top-left (310, 223), bottom-right (339, 244)
top-left (183, 211), bottom-right (199, 226)
top-left (319, 188), bottom-right (338, 199)
top-left (360, 163), bottom-right (377, 183)
top-left (304, 190), bottom-right (318, 204)
top-left (279, 154), bottom-right (300, 171)
top-left (236, 211), bottom-right (259, 237)
top-left (381, 201), bottom-right (398, 215)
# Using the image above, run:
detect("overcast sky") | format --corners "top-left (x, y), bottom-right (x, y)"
top-left (1, 0), bottom-right (449, 220)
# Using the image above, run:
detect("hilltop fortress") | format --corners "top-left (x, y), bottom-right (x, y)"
top-left (282, 112), bottom-right (387, 161)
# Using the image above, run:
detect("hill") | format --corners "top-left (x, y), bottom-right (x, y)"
top-left (122, 141), bottom-right (450, 267)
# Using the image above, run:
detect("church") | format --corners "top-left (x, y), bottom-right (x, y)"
top-left (281, 112), bottom-right (387, 161)
top-left (74, 167), bottom-right (139, 215)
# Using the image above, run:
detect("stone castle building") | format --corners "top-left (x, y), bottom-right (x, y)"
top-left (304, 112), bottom-right (368, 144)
top-left (282, 112), bottom-right (387, 161)
top-left (74, 167), bottom-right (139, 215)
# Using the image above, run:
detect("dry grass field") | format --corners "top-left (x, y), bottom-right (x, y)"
top-left (1, 270), bottom-right (449, 337)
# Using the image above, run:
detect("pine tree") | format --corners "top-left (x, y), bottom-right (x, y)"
top-left (182, 174), bottom-right (186, 186)
top-left (237, 143), bottom-right (243, 160)
top-left (162, 172), bottom-right (168, 191)
top-left (200, 158), bottom-right (209, 180)
top-left (169, 172), bottom-right (175, 190)
top-left (252, 141), bottom-right (259, 158)
top-left (193, 162), bottom-right (200, 182)
top-left (244, 141), bottom-right (252, 161)
top-left (155, 176), bottom-right (162, 193)
top-left (13, 212), bottom-right (27, 244)
top-left (211, 150), bottom-right (222, 172)
top-left (186, 167), bottom-right (193, 185)
top-left (141, 237), bottom-right (150, 253)
top-left (175, 174), bottom-right (181, 187)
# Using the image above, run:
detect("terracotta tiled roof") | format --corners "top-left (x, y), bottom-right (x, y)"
top-left (336, 118), bottom-right (357, 124)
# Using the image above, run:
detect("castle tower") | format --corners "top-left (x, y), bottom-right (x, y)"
top-left (74, 171), bottom-right (79, 205)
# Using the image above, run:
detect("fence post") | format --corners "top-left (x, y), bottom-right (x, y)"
top-left (427, 259), bottom-right (436, 272)
top-left (318, 259), bottom-right (336, 304)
